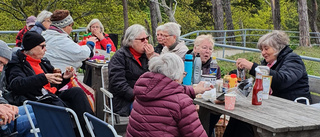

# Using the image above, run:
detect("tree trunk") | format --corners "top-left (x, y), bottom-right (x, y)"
top-left (298, 0), bottom-right (311, 47)
top-left (149, 0), bottom-right (157, 45)
top-left (144, 19), bottom-right (154, 45)
top-left (308, 0), bottom-right (320, 45)
top-left (161, 0), bottom-right (177, 22)
top-left (155, 2), bottom-right (162, 23)
top-left (122, 0), bottom-right (129, 47)
top-left (270, 0), bottom-right (281, 30)
top-left (212, 0), bottom-right (224, 43)
top-left (223, 0), bottom-right (235, 44)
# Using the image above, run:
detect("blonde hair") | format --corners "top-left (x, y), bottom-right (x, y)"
top-left (194, 34), bottom-right (215, 49)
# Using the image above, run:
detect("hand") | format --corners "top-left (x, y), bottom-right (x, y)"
top-left (236, 58), bottom-right (253, 70)
top-left (87, 36), bottom-right (98, 43)
top-left (92, 31), bottom-right (105, 40)
top-left (0, 104), bottom-right (18, 125)
top-left (63, 66), bottom-right (75, 79)
top-left (193, 81), bottom-right (213, 95)
top-left (45, 73), bottom-right (63, 84)
top-left (144, 44), bottom-right (155, 59)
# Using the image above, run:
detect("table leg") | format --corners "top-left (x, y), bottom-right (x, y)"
top-left (91, 66), bottom-right (104, 120)
top-left (198, 106), bottom-right (212, 136)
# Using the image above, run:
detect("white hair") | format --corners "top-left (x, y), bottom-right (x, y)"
top-left (194, 34), bottom-right (215, 49)
top-left (122, 24), bottom-right (148, 47)
top-left (162, 22), bottom-right (181, 39)
top-left (36, 10), bottom-right (52, 22)
top-left (86, 18), bottom-right (104, 33)
top-left (257, 30), bottom-right (289, 56)
top-left (148, 53), bottom-right (184, 80)
top-left (156, 25), bottom-right (164, 32)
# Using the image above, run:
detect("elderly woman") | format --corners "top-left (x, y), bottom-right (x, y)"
top-left (108, 24), bottom-right (154, 116)
top-left (5, 31), bottom-right (94, 137)
top-left (126, 53), bottom-right (210, 137)
top-left (30, 10), bottom-right (52, 34)
top-left (236, 30), bottom-right (311, 102)
top-left (154, 25), bottom-right (165, 54)
top-left (42, 10), bottom-right (96, 72)
top-left (160, 22), bottom-right (188, 58)
top-left (78, 18), bottom-right (116, 51)
top-left (187, 34), bottom-right (221, 79)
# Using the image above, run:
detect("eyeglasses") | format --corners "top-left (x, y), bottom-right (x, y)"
top-left (90, 26), bottom-right (100, 29)
top-left (0, 61), bottom-right (5, 68)
top-left (157, 34), bottom-right (172, 38)
top-left (135, 36), bottom-right (149, 42)
top-left (39, 44), bottom-right (46, 49)
top-left (183, 72), bottom-right (187, 77)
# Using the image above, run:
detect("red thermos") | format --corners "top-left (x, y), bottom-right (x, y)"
top-left (252, 68), bottom-right (263, 105)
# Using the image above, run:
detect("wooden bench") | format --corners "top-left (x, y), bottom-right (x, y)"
top-left (309, 77), bottom-right (320, 104)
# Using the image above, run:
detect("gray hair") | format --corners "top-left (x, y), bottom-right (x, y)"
top-left (162, 22), bottom-right (181, 40)
top-left (86, 18), bottom-right (104, 33)
top-left (36, 10), bottom-right (52, 22)
top-left (148, 53), bottom-right (184, 80)
top-left (257, 30), bottom-right (289, 56)
top-left (194, 34), bottom-right (215, 49)
top-left (122, 24), bottom-right (148, 47)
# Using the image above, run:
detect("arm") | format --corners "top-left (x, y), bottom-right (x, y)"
top-left (108, 53), bottom-right (134, 101)
top-left (178, 97), bottom-right (207, 137)
top-left (99, 36), bottom-right (116, 51)
top-left (184, 81), bottom-right (212, 99)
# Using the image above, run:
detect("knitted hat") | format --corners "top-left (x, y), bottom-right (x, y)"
top-left (0, 40), bottom-right (12, 61)
top-left (26, 16), bottom-right (36, 27)
top-left (22, 31), bottom-right (45, 51)
top-left (51, 14), bottom-right (74, 28)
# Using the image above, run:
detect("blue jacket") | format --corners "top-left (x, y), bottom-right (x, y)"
top-left (249, 46), bottom-right (311, 102)
top-left (30, 22), bottom-right (46, 34)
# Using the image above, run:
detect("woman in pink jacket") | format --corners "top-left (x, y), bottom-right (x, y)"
top-left (126, 53), bottom-right (210, 137)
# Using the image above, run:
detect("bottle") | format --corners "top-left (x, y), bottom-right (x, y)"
top-left (237, 68), bottom-right (245, 82)
top-left (105, 44), bottom-right (111, 61)
top-left (252, 67), bottom-right (263, 105)
top-left (193, 53), bottom-right (202, 84)
top-left (209, 56), bottom-right (218, 76)
top-left (222, 75), bottom-right (230, 93)
top-left (183, 54), bottom-right (193, 85)
top-left (229, 74), bottom-right (237, 88)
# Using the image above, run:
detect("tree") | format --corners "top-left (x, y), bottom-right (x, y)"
top-left (122, 0), bottom-right (129, 36)
top-left (223, 0), bottom-right (235, 43)
top-left (270, 0), bottom-right (281, 30)
top-left (149, 0), bottom-right (157, 45)
top-left (212, 0), bottom-right (224, 43)
top-left (308, 0), bottom-right (320, 44)
top-left (160, 0), bottom-right (177, 22)
top-left (297, 0), bottom-right (311, 46)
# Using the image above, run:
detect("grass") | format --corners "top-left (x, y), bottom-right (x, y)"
top-left (217, 46), bottom-right (320, 77)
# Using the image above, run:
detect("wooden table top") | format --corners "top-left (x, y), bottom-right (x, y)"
top-left (194, 94), bottom-right (320, 133)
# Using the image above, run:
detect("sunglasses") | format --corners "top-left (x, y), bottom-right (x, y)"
top-left (135, 36), bottom-right (149, 42)
top-left (39, 44), bottom-right (46, 49)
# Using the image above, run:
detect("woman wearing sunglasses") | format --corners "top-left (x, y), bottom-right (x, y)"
top-left (160, 22), bottom-right (188, 59)
top-left (108, 24), bottom-right (155, 116)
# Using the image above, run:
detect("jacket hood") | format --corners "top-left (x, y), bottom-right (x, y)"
top-left (133, 72), bottom-right (185, 101)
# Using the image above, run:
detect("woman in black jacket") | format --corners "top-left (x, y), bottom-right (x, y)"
top-left (108, 24), bottom-right (154, 116)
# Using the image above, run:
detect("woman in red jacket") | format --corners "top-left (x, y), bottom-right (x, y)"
top-left (79, 18), bottom-right (116, 51)
top-left (126, 53), bottom-right (211, 137)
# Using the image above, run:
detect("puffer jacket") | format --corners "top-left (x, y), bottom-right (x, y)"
top-left (126, 72), bottom-right (207, 137)
top-left (161, 40), bottom-right (188, 59)
top-left (249, 46), bottom-right (311, 102)
top-left (5, 50), bottom-right (70, 102)
top-left (108, 46), bottom-right (149, 116)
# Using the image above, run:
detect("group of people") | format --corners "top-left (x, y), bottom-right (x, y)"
top-left (0, 8), bottom-right (312, 137)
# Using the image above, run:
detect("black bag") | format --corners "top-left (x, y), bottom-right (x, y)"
top-left (37, 93), bottom-right (66, 107)
top-left (2, 92), bottom-right (27, 106)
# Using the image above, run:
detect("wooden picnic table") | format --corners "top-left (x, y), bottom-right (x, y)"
top-left (83, 61), bottom-right (107, 120)
top-left (194, 93), bottom-right (320, 137)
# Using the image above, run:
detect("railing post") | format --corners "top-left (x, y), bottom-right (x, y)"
top-left (243, 29), bottom-right (247, 53)
top-left (224, 31), bottom-right (227, 45)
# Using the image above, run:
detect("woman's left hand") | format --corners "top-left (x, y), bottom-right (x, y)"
top-left (144, 44), bottom-right (155, 59)
top-left (63, 66), bottom-right (75, 79)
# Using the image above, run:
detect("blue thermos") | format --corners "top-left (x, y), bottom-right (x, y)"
top-left (183, 54), bottom-right (193, 85)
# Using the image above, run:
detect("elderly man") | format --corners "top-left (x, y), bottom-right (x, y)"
top-left (0, 40), bottom-right (39, 137)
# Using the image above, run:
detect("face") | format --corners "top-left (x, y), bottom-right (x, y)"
top-left (90, 22), bottom-right (101, 34)
top-left (156, 30), bottom-right (164, 45)
top-left (0, 56), bottom-right (9, 72)
top-left (261, 45), bottom-right (277, 63)
top-left (29, 42), bottom-right (47, 60)
top-left (63, 23), bottom-right (73, 34)
top-left (27, 25), bottom-right (34, 30)
top-left (161, 31), bottom-right (176, 47)
top-left (42, 17), bottom-right (52, 29)
top-left (132, 32), bottom-right (149, 54)
top-left (194, 39), bottom-right (213, 64)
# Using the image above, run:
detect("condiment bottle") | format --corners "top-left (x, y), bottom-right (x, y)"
top-left (222, 75), bottom-right (230, 93)
top-left (252, 67), bottom-right (263, 105)
top-left (229, 74), bottom-right (237, 88)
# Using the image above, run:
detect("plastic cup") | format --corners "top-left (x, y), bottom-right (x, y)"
top-left (225, 93), bottom-right (236, 110)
